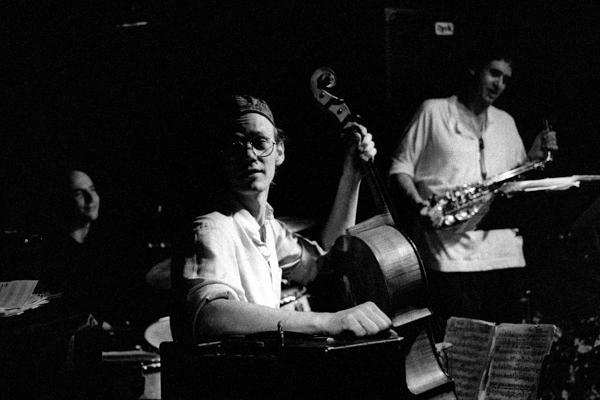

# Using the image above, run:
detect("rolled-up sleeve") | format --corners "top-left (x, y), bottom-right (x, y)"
top-left (274, 220), bottom-right (325, 285)
top-left (389, 102), bottom-right (431, 177)
top-left (183, 218), bottom-right (243, 320)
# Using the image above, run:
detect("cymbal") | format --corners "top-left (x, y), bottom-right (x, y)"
top-left (278, 216), bottom-right (315, 233)
top-left (145, 258), bottom-right (172, 290)
top-left (144, 316), bottom-right (173, 350)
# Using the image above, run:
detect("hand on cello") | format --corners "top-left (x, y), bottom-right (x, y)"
top-left (319, 301), bottom-right (392, 337)
top-left (341, 122), bottom-right (377, 174)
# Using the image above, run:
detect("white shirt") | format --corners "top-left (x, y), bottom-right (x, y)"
top-left (389, 96), bottom-right (527, 272)
top-left (183, 201), bottom-right (324, 311)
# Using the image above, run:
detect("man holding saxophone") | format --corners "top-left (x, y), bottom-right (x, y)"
top-left (389, 43), bottom-right (558, 330)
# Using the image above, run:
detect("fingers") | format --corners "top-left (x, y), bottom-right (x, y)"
top-left (343, 122), bottom-right (377, 162)
top-left (364, 301), bottom-right (392, 330)
top-left (543, 130), bottom-right (558, 151)
top-left (529, 129), bottom-right (558, 161)
top-left (344, 121), bottom-right (368, 139)
top-left (419, 203), bottom-right (430, 216)
top-left (358, 133), bottom-right (377, 162)
top-left (337, 301), bottom-right (392, 337)
top-left (343, 314), bottom-right (368, 336)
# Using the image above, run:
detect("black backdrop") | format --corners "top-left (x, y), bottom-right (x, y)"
top-left (2, 0), bottom-right (600, 248)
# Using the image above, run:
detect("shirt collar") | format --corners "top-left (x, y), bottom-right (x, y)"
top-left (222, 194), bottom-right (275, 232)
top-left (219, 192), bottom-right (274, 217)
top-left (450, 95), bottom-right (494, 137)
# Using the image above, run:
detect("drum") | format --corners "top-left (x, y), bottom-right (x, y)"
top-left (134, 316), bottom-right (174, 400)
top-left (101, 347), bottom-right (160, 399)
top-left (140, 360), bottom-right (161, 400)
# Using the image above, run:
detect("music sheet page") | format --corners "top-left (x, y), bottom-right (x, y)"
top-left (443, 317), bottom-right (495, 400)
top-left (483, 323), bottom-right (554, 400)
top-left (0, 280), bottom-right (38, 310)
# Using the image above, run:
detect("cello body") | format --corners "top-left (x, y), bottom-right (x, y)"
top-left (329, 215), bottom-right (456, 398)
top-left (330, 215), bottom-right (427, 319)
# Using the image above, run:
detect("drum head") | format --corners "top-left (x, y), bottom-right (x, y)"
top-left (144, 316), bottom-right (173, 350)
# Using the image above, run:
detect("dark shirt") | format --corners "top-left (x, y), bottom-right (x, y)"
top-left (38, 231), bottom-right (107, 319)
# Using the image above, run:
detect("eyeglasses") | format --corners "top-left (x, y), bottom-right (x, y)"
top-left (227, 137), bottom-right (277, 157)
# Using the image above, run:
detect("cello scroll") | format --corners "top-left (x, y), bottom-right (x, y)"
top-left (310, 67), bottom-right (353, 128)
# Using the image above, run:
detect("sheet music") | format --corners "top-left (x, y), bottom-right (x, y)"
top-left (501, 177), bottom-right (580, 193)
top-left (443, 318), bottom-right (555, 400)
top-left (572, 174), bottom-right (600, 181)
top-left (0, 280), bottom-right (60, 317)
top-left (0, 280), bottom-right (38, 309)
top-left (483, 324), bottom-right (554, 400)
top-left (444, 317), bottom-right (496, 400)
top-left (501, 175), bottom-right (600, 194)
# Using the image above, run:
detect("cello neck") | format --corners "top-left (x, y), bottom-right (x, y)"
top-left (310, 67), bottom-right (401, 227)
top-left (362, 159), bottom-right (402, 227)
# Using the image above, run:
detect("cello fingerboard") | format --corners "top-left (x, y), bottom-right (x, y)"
top-left (392, 307), bottom-right (432, 328)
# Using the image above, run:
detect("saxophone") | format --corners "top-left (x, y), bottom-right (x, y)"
top-left (426, 152), bottom-right (553, 230)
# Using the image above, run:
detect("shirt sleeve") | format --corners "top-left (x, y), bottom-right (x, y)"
top-left (389, 102), bottom-right (431, 177)
top-left (273, 219), bottom-right (325, 285)
top-left (183, 217), bottom-right (243, 319)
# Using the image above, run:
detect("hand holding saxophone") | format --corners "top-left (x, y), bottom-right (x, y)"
top-left (527, 120), bottom-right (558, 161)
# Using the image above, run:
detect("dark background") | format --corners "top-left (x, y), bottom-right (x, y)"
top-left (2, 0), bottom-right (599, 228)
top-left (1, 0), bottom-right (599, 308)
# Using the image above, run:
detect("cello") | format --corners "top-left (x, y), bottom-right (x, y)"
top-left (310, 67), bottom-right (457, 399)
